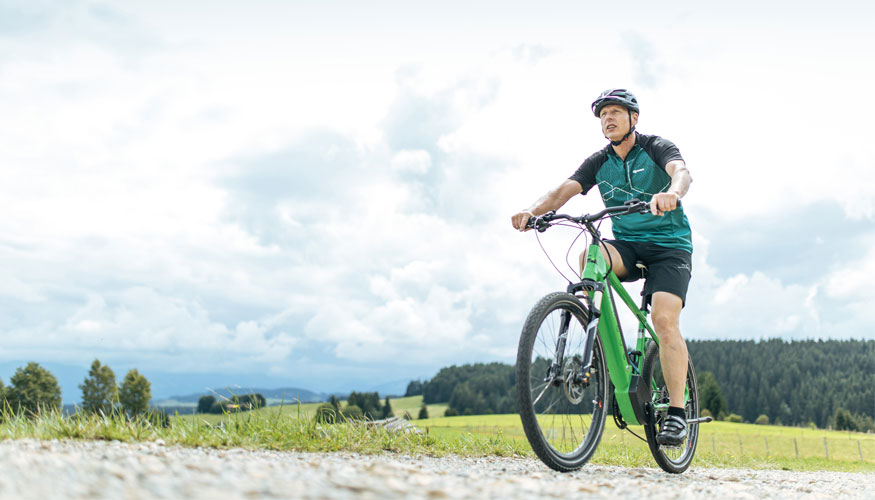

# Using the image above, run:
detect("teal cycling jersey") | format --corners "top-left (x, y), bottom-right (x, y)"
top-left (569, 132), bottom-right (692, 253)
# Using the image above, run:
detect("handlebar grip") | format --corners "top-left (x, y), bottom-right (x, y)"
top-left (524, 212), bottom-right (554, 232)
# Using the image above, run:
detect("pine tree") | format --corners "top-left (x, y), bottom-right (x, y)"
top-left (418, 404), bottom-right (429, 420)
top-left (329, 395), bottom-right (340, 411)
top-left (79, 359), bottom-right (117, 415)
top-left (382, 396), bottom-right (394, 419)
top-left (118, 369), bottom-right (151, 417)
top-left (7, 362), bottom-right (62, 416)
top-left (197, 395), bottom-right (216, 414)
top-left (697, 371), bottom-right (728, 419)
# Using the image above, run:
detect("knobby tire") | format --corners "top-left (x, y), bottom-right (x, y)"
top-left (516, 292), bottom-right (609, 472)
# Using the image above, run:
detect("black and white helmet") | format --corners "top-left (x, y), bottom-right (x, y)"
top-left (591, 89), bottom-right (640, 117)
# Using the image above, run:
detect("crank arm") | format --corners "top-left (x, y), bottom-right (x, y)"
top-left (687, 416), bottom-right (713, 425)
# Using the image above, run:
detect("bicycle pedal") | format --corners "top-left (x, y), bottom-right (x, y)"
top-left (659, 444), bottom-right (683, 451)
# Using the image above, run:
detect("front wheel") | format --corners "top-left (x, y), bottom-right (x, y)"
top-left (641, 341), bottom-right (700, 473)
top-left (516, 292), bottom-right (609, 472)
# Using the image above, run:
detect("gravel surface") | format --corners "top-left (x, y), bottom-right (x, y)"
top-left (1, 439), bottom-right (872, 499)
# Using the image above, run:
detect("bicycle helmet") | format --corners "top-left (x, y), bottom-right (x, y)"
top-left (591, 88), bottom-right (639, 117)
top-left (591, 88), bottom-right (639, 146)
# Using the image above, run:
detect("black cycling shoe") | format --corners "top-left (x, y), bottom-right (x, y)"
top-left (656, 414), bottom-right (687, 446)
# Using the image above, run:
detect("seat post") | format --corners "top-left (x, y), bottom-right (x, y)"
top-left (636, 261), bottom-right (649, 313)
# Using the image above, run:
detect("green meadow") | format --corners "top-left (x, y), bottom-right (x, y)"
top-left (167, 395), bottom-right (875, 472)
top-left (418, 412), bottom-right (875, 471)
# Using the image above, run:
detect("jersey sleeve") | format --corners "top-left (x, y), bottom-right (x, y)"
top-left (646, 136), bottom-right (684, 169)
top-left (569, 150), bottom-right (605, 195)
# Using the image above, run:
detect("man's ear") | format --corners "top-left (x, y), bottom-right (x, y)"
top-left (631, 112), bottom-right (639, 126)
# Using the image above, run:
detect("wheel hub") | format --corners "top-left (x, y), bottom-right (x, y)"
top-left (563, 355), bottom-right (589, 404)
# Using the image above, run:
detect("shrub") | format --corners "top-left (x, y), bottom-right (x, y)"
top-left (342, 404), bottom-right (363, 421)
top-left (726, 413), bottom-right (743, 423)
top-left (700, 408), bottom-right (713, 419)
top-left (755, 414), bottom-right (769, 425)
top-left (314, 403), bottom-right (339, 424)
top-left (418, 404), bottom-right (429, 420)
top-left (444, 407), bottom-right (459, 417)
top-left (197, 395), bottom-right (216, 414)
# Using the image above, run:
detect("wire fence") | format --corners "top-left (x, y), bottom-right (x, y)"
top-left (700, 432), bottom-right (875, 463)
top-left (439, 424), bottom-right (875, 464)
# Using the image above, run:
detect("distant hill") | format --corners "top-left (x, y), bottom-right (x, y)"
top-left (155, 387), bottom-right (328, 406)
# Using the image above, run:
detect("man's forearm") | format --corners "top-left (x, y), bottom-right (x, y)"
top-left (668, 167), bottom-right (692, 198)
top-left (526, 190), bottom-right (565, 216)
top-left (525, 180), bottom-right (582, 215)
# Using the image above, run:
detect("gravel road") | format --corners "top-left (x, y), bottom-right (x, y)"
top-left (1, 439), bottom-right (872, 499)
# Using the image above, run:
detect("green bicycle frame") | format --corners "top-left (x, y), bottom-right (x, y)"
top-left (580, 241), bottom-right (658, 426)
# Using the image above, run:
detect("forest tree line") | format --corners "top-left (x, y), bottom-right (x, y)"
top-left (405, 339), bottom-right (875, 430)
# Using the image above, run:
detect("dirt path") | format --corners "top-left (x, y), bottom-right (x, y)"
top-left (1, 439), bottom-right (871, 499)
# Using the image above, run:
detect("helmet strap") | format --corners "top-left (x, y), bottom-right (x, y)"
top-left (609, 109), bottom-right (636, 146)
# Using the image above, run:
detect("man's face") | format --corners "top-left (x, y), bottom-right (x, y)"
top-left (600, 104), bottom-right (638, 141)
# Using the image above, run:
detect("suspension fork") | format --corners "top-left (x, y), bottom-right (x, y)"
top-left (547, 309), bottom-right (573, 384)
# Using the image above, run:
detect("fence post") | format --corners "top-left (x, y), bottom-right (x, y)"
top-left (794, 438), bottom-right (799, 458)
top-left (824, 437), bottom-right (829, 459)
top-left (712, 435), bottom-right (716, 454)
top-left (738, 435), bottom-right (743, 455)
top-left (765, 436), bottom-right (769, 457)
top-left (859, 440), bottom-right (863, 462)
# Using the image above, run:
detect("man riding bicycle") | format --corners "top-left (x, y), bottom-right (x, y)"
top-left (511, 89), bottom-right (693, 445)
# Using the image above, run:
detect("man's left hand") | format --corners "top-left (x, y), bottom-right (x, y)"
top-left (650, 192), bottom-right (680, 216)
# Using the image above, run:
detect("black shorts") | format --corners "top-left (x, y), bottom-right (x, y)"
top-left (605, 239), bottom-right (692, 306)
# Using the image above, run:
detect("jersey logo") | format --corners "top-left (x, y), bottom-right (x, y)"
top-left (632, 168), bottom-right (644, 173)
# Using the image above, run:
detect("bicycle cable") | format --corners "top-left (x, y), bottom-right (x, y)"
top-left (625, 427), bottom-right (647, 442)
top-left (564, 226), bottom-right (588, 279)
top-left (534, 223), bottom-right (577, 284)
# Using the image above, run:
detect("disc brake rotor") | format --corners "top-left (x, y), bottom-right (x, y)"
top-left (563, 355), bottom-right (587, 404)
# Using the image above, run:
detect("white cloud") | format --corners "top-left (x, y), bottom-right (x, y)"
top-left (1, 1), bottom-right (874, 394)
top-left (390, 150), bottom-right (432, 175)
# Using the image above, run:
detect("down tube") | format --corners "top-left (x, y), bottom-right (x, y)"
top-left (597, 286), bottom-right (639, 425)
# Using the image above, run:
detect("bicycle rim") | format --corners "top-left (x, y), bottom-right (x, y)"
top-left (517, 292), bottom-right (608, 471)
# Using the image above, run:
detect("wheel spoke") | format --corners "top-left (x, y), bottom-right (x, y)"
top-left (532, 382), bottom-right (551, 407)
top-left (517, 295), bottom-right (608, 470)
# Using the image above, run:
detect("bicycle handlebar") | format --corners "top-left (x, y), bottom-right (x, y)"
top-left (525, 199), bottom-right (651, 232)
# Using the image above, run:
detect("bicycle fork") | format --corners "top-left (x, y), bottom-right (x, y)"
top-left (546, 296), bottom-right (601, 387)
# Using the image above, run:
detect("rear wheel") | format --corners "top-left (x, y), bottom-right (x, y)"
top-left (641, 341), bottom-right (700, 473)
top-left (516, 292), bottom-right (609, 472)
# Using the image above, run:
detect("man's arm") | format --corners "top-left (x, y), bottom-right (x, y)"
top-left (511, 179), bottom-right (582, 231)
top-left (650, 160), bottom-right (692, 216)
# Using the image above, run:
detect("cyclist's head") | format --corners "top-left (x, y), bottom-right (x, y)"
top-left (591, 89), bottom-right (639, 117)
top-left (591, 89), bottom-right (639, 146)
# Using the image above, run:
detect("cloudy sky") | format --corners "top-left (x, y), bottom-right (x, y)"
top-left (1, 0), bottom-right (873, 401)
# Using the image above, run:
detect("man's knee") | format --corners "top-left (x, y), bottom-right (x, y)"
top-left (651, 292), bottom-right (683, 336)
top-left (652, 310), bottom-right (679, 334)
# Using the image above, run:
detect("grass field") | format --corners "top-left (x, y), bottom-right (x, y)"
top-left (1, 399), bottom-right (872, 472)
top-left (167, 396), bottom-right (875, 472)
top-left (417, 413), bottom-right (875, 472)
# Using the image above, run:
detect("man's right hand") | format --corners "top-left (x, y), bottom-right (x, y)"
top-left (511, 211), bottom-right (534, 231)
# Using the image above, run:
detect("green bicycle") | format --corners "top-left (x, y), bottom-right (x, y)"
top-left (516, 199), bottom-right (710, 474)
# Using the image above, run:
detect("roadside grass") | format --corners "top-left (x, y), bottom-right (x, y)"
top-left (175, 395), bottom-right (446, 425)
top-left (0, 405), bottom-right (524, 457)
top-left (3, 403), bottom-right (874, 473)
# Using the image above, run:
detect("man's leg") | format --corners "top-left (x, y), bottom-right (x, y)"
top-left (650, 291), bottom-right (688, 408)
top-left (579, 242), bottom-right (629, 278)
